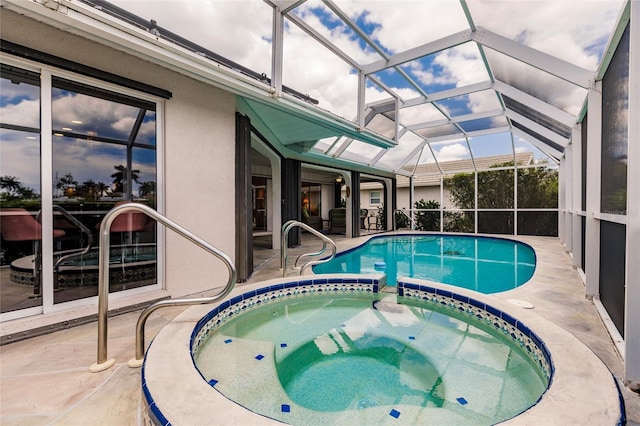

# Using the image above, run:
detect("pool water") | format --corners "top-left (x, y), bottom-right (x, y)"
top-left (194, 293), bottom-right (548, 425)
top-left (313, 235), bottom-right (536, 293)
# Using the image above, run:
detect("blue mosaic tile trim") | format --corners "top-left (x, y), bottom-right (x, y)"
top-left (191, 278), bottom-right (379, 356)
top-left (397, 281), bottom-right (554, 383)
top-left (141, 363), bottom-right (172, 426)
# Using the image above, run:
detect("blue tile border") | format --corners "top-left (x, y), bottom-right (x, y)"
top-left (397, 280), bottom-right (554, 384)
top-left (142, 362), bottom-right (172, 426)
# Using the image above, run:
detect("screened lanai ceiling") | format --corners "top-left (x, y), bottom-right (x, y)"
top-left (99, 0), bottom-right (625, 176)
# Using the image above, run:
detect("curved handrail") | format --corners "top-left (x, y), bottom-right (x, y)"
top-left (51, 205), bottom-right (94, 273)
top-left (89, 202), bottom-right (237, 372)
top-left (280, 220), bottom-right (336, 276)
top-left (393, 208), bottom-right (417, 231)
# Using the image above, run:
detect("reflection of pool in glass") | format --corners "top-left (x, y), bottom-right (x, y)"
top-left (313, 234), bottom-right (536, 293)
top-left (193, 288), bottom-right (550, 425)
top-left (9, 244), bottom-right (156, 287)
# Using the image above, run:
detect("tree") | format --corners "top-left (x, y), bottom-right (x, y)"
top-left (94, 182), bottom-right (108, 199)
top-left (444, 162), bottom-right (558, 236)
top-left (78, 180), bottom-right (97, 200)
top-left (56, 173), bottom-right (78, 196)
top-left (111, 165), bottom-right (140, 194)
top-left (0, 176), bottom-right (22, 197)
top-left (394, 210), bottom-right (410, 229)
top-left (138, 181), bottom-right (156, 197)
top-left (414, 199), bottom-right (440, 231)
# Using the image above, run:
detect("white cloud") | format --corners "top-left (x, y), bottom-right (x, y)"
top-left (432, 142), bottom-right (470, 162)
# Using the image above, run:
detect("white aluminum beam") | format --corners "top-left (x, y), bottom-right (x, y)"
top-left (392, 141), bottom-right (429, 173)
top-left (473, 27), bottom-right (595, 89)
top-left (272, 0), bottom-right (307, 15)
top-left (505, 110), bottom-right (569, 147)
top-left (362, 30), bottom-right (473, 74)
top-left (584, 86), bottom-right (602, 298)
top-left (570, 125), bottom-right (583, 270)
top-left (511, 127), bottom-right (562, 159)
top-left (367, 81), bottom-right (493, 114)
top-left (405, 118), bottom-right (451, 132)
top-left (405, 108), bottom-right (504, 132)
top-left (423, 81), bottom-right (493, 103)
top-left (493, 80), bottom-right (577, 127)
top-left (625, 0), bottom-right (640, 390)
top-left (270, 5), bottom-right (284, 96)
top-left (368, 147), bottom-right (389, 166)
top-left (357, 71), bottom-right (366, 130)
top-left (285, 12), bottom-right (362, 70)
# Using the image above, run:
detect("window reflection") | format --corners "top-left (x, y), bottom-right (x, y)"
top-left (1, 65), bottom-right (42, 313)
top-left (50, 79), bottom-right (158, 305)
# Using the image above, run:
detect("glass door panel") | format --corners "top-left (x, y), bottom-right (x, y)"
top-left (51, 79), bottom-right (158, 304)
top-left (0, 66), bottom-right (43, 313)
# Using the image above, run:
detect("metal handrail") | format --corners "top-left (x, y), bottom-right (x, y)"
top-left (51, 205), bottom-right (94, 273)
top-left (32, 206), bottom-right (94, 296)
top-left (280, 220), bottom-right (336, 276)
top-left (89, 202), bottom-right (237, 372)
top-left (393, 208), bottom-right (417, 231)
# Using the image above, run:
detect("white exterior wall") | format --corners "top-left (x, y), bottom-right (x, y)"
top-left (163, 80), bottom-right (236, 297)
top-left (2, 11), bottom-right (237, 299)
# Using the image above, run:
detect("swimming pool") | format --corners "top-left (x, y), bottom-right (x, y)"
top-left (313, 234), bottom-right (536, 293)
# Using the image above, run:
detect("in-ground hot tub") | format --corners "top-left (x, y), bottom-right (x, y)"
top-left (140, 276), bottom-right (623, 425)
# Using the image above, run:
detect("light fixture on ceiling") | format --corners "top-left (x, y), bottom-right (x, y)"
top-left (335, 175), bottom-right (343, 184)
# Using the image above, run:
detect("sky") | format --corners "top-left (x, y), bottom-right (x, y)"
top-left (106, 0), bottom-right (624, 169)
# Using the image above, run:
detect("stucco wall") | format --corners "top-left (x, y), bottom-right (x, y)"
top-left (1, 10), bottom-right (237, 298)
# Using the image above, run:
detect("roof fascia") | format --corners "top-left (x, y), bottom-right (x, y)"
top-left (473, 27), bottom-right (595, 89)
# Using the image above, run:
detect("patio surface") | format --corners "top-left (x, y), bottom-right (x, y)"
top-left (0, 232), bottom-right (638, 425)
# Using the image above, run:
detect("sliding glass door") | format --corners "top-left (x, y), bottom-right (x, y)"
top-left (1, 62), bottom-right (160, 318)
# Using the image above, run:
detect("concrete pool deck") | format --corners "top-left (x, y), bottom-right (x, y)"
top-left (1, 233), bottom-right (639, 425)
